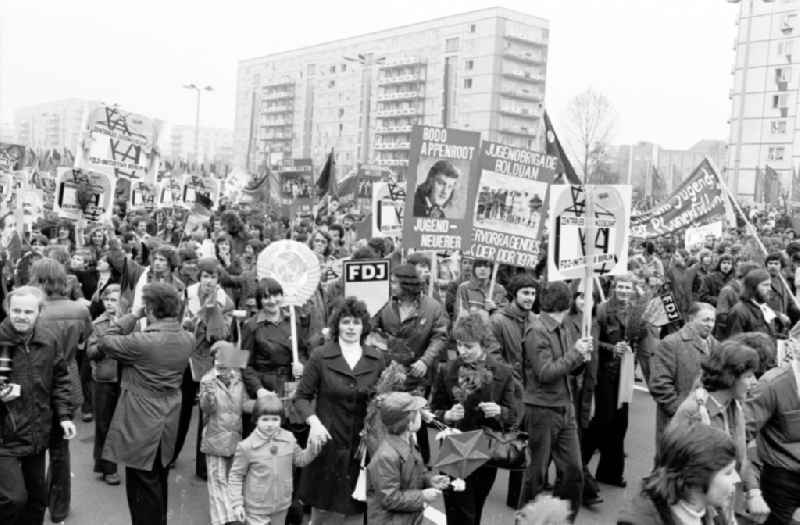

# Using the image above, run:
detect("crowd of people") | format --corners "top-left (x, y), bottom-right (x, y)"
top-left (0, 188), bottom-right (798, 525)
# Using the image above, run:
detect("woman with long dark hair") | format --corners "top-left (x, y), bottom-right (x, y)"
top-left (618, 424), bottom-right (740, 524)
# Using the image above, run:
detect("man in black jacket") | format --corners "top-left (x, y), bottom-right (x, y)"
top-left (519, 281), bottom-right (592, 520)
top-left (727, 268), bottom-right (786, 339)
top-left (0, 285), bottom-right (75, 525)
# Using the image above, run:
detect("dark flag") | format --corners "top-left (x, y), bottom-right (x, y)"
top-left (764, 165), bottom-right (781, 203)
top-left (754, 166), bottom-right (764, 203)
top-left (543, 111), bottom-right (581, 185)
top-left (316, 148), bottom-right (337, 197)
top-left (651, 165), bottom-right (666, 201)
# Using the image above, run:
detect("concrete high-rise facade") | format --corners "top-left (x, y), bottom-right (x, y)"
top-left (166, 125), bottom-right (233, 167)
top-left (14, 98), bottom-right (101, 152)
top-left (728, 0), bottom-right (800, 202)
top-left (234, 7), bottom-right (549, 178)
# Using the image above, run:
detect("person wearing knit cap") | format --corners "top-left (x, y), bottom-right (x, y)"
top-left (228, 391), bottom-right (319, 525)
top-left (374, 263), bottom-right (449, 464)
top-left (366, 392), bottom-right (450, 525)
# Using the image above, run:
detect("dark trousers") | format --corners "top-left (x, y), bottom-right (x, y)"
top-left (520, 405), bottom-right (583, 520)
top-left (46, 423), bottom-right (70, 521)
top-left (172, 367), bottom-right (195, 463)
top-left (0, 452), bottom-right (47, 525)
top-left (125, 448), bottom-right (168, 525)
top-left (761, 465), bottom-right (800, 525)
top-left (76, 351), bottom-right (94, 415)
top-left (443, 465), bottom-right (497, 525)
top-left (93, 381), bottom-right (120, 475)
top-left (581, 402), bottom-right (629, 484)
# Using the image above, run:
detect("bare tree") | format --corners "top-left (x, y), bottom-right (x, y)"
top-left (562, 88), bottom-right (617, 182)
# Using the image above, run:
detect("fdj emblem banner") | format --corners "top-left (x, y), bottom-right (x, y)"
top-left (79, 105), bottom-right (162, 181)
top-left (630, 158), bottom-right (725, 238)
top-left (403, 125), bottom-right (481, 251)
top-left (547, 185), bottom-right (632, 282)
top-left (466, 141), bottom-right (551, 269)
top-left (343, 259), bottom-right (391, 316)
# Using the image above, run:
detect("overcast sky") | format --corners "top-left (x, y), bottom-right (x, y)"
top-left (1, 0), bottom-right (738, 149)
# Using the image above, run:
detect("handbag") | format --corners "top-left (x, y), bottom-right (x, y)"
top-left (483, 426), bottom-right (527, 470)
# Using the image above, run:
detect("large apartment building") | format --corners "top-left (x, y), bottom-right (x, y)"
top-left (166, 124), bottom-right (233, 167)
top-left (14, 98), bottom-right (101, 153)
top-left (728, 0), bottom-right (800, 201)
top-left (234, 7), bottom-right (549, 178)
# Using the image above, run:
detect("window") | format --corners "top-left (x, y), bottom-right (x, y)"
top-left (773, 94), bottom-right (790, 107)
top-left (464, 78), bottom-right (473, 89)
top-left (465, 59), bottom-right (474, 70)
top-left (338, 123), bottom-right (343, 135)
top-left (469, 24), bottom-right (476, 33)
top-left (338, 108), bottom-right (345, 118)
top-left (329, 65), bottom-right (336, 73)
top-left (776, 67), bottom-right (792, 83)
top-left (771, 120), bottom-right (788, 134)
top-left (446, 37), bottom-right (460, 52)
top-left (341, 63), bottom-right (347, 72)
top-left (768, 146), bottom-right (786, 160)
top-left (783, 14), bottom-right (797, 33)
top-left (778, 40), bottom-right (794, 56)
top-left (328, 80), bottom-right (336, 88)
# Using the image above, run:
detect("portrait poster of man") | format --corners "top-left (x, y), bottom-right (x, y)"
top-left (53, 167), bottom-right (115, 223)
top-left (403, 125), bottom-right (480, 252)
top-left (465, 141), bottom-right (554, 269)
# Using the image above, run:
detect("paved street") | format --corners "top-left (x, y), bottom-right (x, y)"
top-left (59, 389), bottom-right (655, 524)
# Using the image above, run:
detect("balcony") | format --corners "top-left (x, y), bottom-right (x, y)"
top-left (375, 158), bottom-right (409, 167)
top-left (262, 90), bottom-right (294, 102)
top-left (262, 104), bottom-right (294, 114)
top-left (502, 70), bottom-right (545, 83)
top-left (501, 89), bottom-right (542, 102)
top-left (499, 108), bottom-right (540, 119)
top-left (376, 90), bottom-right (424, 102)
top-left (261, 133), bottom-right (293, 141)
top-left (374, 141), bottom-right (411, 151)
top-left (504, 33), bottom-right (546, 47)
top-left (379, 57), bottom-right (426, 69)
top-left (375, 107), bottom-right (423, 118)
top-left (375, 124), bottom-right (414, 134)
top-left (261, 120), bottom-right (293, 128)
top-left (262, 80), bottom-right (293, 89)
top-left (378, 73), bottom-right (426, 86)
top-left (500, 128), bottom-right (537, 139)
top-left (503, 51), bottom-right (545, 66)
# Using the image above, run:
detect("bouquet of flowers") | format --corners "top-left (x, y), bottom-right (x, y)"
top-left (451, 363), bottom-right (494, 404)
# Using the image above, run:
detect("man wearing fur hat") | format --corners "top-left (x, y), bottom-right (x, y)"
top-left (372, 263), bottom-right (449, 462)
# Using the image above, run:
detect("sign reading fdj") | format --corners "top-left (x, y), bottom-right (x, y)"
top-left (345, 261), bottom-right (388, 282)
top-left (343, 260), bottom-right (391, 316)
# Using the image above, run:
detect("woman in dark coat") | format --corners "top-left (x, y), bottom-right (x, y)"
top-left (295, 297), bottom-right (386, 524)
top-left (430, 313), bottom-right (517, 525)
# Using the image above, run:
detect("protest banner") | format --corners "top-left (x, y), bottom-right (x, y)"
top-left (402, 125), bottom-right (481, 252)
top-left (53, 167), bottom-right (115, 222)
top-left (684, 220), bottom-right (723, 250)
top-left (371, 181), bottom-right (405, 244)
top-left (547, 184), bottom-right (632, 282)
top-left (466, 141), bottom-right (552, 268)
top-left (343, 259), bottom-right (391, 316)
top-left (76, 105), bottom-right (162, 182)
top-left (630, 158), bottom-right (726, 238)
top-left (0, 143), bottom-right (25, 172)
top-left (129, 180), bottom-right (156, 211)
top-left (181, 174), bottom-right (220, 211)
top-left (339, 165), bottom-right (394, 213)
top-left (157, 177), bottom-right (182, 208)
top-left (278, 158), bottom-right (314, 216)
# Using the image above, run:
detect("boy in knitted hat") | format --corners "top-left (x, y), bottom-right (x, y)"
top-left (366, 392), bottom-right (450, 524)
top-left (228, 392), bottom-right (319, 525)
top-left (199, 341), bottom-right (252, 525)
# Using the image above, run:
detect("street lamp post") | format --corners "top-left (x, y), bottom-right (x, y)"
top-left (183, 83), bottom-right (213, 166)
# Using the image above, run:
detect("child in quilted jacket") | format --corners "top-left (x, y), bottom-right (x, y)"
top-left (228, 392), bottom-right (319, 525)
top-left (199, 341), bottom-right (252, 525)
